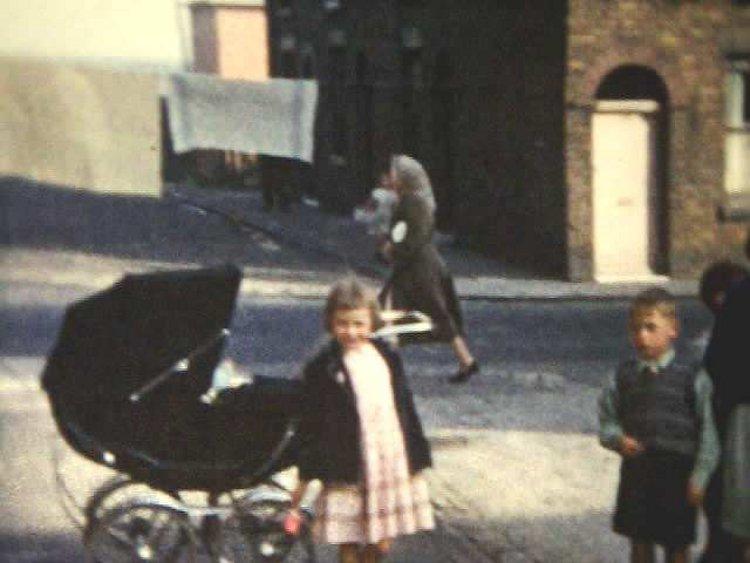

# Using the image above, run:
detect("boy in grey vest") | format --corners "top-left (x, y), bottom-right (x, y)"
top-left (598, 288), bottom-right (719, 563)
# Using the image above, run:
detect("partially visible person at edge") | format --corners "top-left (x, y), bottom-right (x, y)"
top-left (598, 288), bottom-right (719, 563)
top-left (260, 155), bottom-right (296, 212)
top-left (695, 259), bottom-right (748, 563)
top-left (287, 277), bottom-right (434, 563)
top-left (380, 154), bottom-right (478, 384)
top-left (703, 231), bottom-right (750, 562)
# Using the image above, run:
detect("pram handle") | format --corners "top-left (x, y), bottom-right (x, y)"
top-left (129, 329), bottom-right (230, 403)
top-left (373, 310), bottom-right (433, 338)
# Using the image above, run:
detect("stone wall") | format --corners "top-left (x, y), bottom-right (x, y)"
top-left (0, 58), bottom-right (161, 196)
top-left (566, 0), bottom-right (748, 280)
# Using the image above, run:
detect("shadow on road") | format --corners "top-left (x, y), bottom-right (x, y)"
top-left (1, 176), bottom-right (345, 278)
top-left (0, 531), bottom-right (84, 563)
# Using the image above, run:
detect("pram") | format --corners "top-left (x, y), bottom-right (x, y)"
top-left (43, 265), bottom-right (313, 561)
top-left (43, 264), bottom-right (433, 562)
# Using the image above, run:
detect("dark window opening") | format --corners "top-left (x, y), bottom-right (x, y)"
top-left (276, 0), bottom-right (293, 17)
top-left (354, 52), bottom-right (374, 198)
top-left (596, 65), bottom-right (669, 102)
top-left (401, 50), bottom-right (423, 157)
top-left (431, 51), bottom-right (456, 230)
top-left (323, 0), bottom-right (342, 10)
top-left (301, 53), bottom-right (315, 79)
top-left (329, 48), bottom-right (347, 158)
top-left (279, 51), bottom-right (297, 78)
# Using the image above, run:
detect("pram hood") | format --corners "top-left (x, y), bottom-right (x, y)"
top-left (42, 265), bottom-right (301, 491)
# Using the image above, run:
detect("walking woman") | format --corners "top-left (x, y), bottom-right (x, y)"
top-left (382, 154), bottom-right (478, 383)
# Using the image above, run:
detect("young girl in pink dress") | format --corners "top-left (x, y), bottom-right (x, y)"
top-left (288, 277), bottom-right (434, 563)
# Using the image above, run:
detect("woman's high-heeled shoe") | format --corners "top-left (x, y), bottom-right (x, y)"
top-left (448, 361), bottom-right (479, 384)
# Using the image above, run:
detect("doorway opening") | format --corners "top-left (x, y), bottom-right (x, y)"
top-left (592, 65), bottom-right (671, 280)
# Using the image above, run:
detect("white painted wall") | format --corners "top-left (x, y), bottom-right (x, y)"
top-left (0, 0), bottom-right (191, 71)
top-left (1, 58), bottom-right (162, 196)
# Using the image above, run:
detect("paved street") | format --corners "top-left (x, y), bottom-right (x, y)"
top-left (0, 178), bottom-right (713, 562)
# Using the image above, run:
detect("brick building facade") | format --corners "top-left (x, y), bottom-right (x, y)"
top-left (267, 0), bottom-right (749, 280)
top-left (566, 0), bottom-right (749, 279)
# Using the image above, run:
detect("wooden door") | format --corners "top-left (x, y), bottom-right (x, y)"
top-left (592, 100), bottom-right (663, 282)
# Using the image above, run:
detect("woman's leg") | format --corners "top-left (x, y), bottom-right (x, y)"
top-left (450, 335), bottom-right (475, 369)
top-left (631, 541), bottom-right (654, 563)
top-left (339, 543), bottom-right (361, 563)
top-left (447, 335), bottom-right (479, 383)
top-left (362, 539), bottom-right (392, 563)
top-left (665, 545), bottom-right (689, 563)
top-left (730, 537), bottom-right (749, 562)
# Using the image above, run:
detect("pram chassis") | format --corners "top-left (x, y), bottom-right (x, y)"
top-left (55, 416), bottom-right (316, 562)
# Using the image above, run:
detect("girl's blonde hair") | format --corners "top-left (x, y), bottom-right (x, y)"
top-left (390, 154), bottom-right (436, 214)
top-left (324, 277), bottom-right (383, 332)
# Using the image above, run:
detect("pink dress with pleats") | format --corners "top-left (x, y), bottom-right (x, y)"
top-left (315, 343), bottom-right (434, 544)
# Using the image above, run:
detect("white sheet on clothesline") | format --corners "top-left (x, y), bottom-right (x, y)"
top-left (164, 73), bottom-right (318, 163)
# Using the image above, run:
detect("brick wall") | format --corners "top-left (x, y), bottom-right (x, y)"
top-left (566, 0), bottom-right (748, 280)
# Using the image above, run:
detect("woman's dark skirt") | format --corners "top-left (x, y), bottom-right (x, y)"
top-left (386, 260), bottom-right (464, 344)
top-left (613, 450), bottom-right (697, 547)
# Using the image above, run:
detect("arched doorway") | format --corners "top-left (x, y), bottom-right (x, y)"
top-left (354, 51), bottom-right (374, 202)
top-left (431, 51), bottom-right (457, 230)
top-left (591, 65), bottom-right (670, 281)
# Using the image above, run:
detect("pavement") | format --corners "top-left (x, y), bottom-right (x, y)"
top-left (168, 183), bottom-right (699, 301)
top-left (0, 177), bottom-right (708, 562)
top-left (162, 183), bottom-right (704, 561)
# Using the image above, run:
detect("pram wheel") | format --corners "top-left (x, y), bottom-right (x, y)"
top-left (83, 475), bottom-right (181, 543)
top-left (224, 498), bottom-right (316, 562)
top-left (85, 500), bottom-right (202, 562)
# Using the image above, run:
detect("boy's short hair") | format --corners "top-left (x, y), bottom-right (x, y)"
top-left (630, 287), bottom-right (677, 321)
top-left (698, 260), bottom-right (748, 312)
top-left (324, 277), bottom-right (382, 332)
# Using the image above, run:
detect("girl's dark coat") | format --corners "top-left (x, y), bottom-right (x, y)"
top-left (297, 338), bottom-right (432, 483)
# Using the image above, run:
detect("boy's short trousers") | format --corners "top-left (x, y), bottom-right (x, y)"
top-left (613, 450), bottom-right (696, 547)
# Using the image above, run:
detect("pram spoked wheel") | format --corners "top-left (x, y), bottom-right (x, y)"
top-left (85, 500), bottom-right (202, 562)
top-left (85, 491), bottom-right (316, 562)
top-left (223, 497), bottom-right (316, 562)
top-left (82, 475), bottom-right (180, 543)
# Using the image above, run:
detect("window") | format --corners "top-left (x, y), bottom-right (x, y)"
top-left (278, 34), bottom-right (298, 78)
top-left (401, 50), bottom-right (423, 156)
top-left (301, 51), bottom-right (315, 79)
top-left (276, 0), bottom-right (293, 18)
top-left (323, 0), bottom-right (341, 10)
top-left (724, 60), bottom-right (750, 197)
top-left (329, 46), bottom-right (347, 158)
